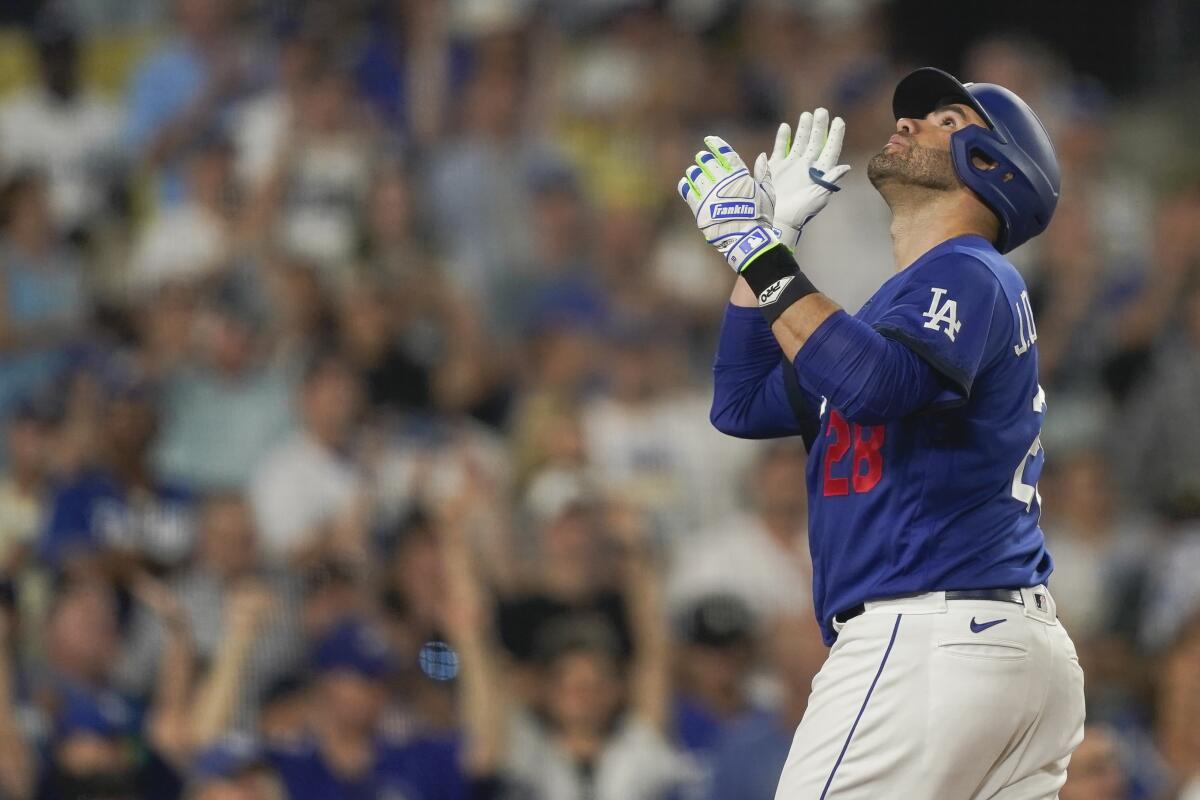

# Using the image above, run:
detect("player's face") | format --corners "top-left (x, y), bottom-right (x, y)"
top-left (867, 104), bottom-right (988, 192)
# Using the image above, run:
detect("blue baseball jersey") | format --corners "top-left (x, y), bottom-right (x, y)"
top-left (804, 235), bottom-right (1051, 643)
top-left (268, 733), bottom-right (465, 800)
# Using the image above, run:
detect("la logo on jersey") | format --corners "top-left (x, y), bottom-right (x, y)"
top-left (922, 287), bottom-right (962, 341)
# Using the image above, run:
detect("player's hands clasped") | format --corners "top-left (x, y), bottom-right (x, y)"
top-left (758, 107), bottom-right (851, 249)
top-left (678, 136), bottom-right (783, 273)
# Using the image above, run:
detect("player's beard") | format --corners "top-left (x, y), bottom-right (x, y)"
top-left (867, 139), bottom-right (959, 193)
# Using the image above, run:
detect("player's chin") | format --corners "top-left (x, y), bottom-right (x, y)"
top-left (866, 152), bottom-right (907, 186)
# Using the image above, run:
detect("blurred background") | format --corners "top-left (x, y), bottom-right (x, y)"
top-left (0, 0), bottom-right (1197, 798)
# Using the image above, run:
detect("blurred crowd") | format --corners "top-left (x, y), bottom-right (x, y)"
top-left (0, 0), bottom-right (1198, 798)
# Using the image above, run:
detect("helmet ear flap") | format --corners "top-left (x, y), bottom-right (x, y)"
top-left (967, 146), bottom-right (1019, 184)
top-left (950, 128), bottom-right (1016, 251)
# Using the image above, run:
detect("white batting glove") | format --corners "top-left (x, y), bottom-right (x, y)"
top-left (758, 108), bottom-right (851, 249)
top-left (678, 136), bottom-right (782, 273)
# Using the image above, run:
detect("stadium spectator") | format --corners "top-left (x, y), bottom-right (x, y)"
top-left (39, 378), bottom-right (197, 574)
top-left (582, 319), bottom-right (754, 541)
top-left (497, 474), bottom-right (632, 681)
top-left (336, 277), bottom-right (469, 419)
top-left (248, 352), bottom-right (368, 567)
top-left (129, 132), bottom-right (237, 294)
top-left (117, 494), bottom-right (302, 728)
top-left (667, 442), bottom-right (811, 619)
top-left (266, 617), bottom-right (467, 800)
top-left (0, 13), bottom-right (121, 238)
top-left (1119, 267), bottom-right (1200, 521)
top-left (450, 490), bottom-right (697, 800)
top-left (352, 0), bottom-right (466, 143)
top-left (33, 576), bottom-right (194, 798)
top-left (429, 38), bottom-right (555, 296)
top-left (230, 29), bottom-right (318, 193)
top-left (670, 593), bottom-right (767, 757)
top-left (124, 0), bottom-right (244, 205)
top-left (1041, 449), bottom-right (1153, 642)
top-left (0, 172), bottom-right (88, 418)
top-left (152, 288), bottom-right (295, 491)
top-left (185, 733), bottom-right (284, 800)
top-left (707, 613), bottom-right (826, 800)
top-left (247, 55), bottom-right (380, 277)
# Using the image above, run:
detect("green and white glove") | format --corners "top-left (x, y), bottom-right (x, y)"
top-left (757, 108), bottom-right (851, 250)
top-left (678, 136), bottom-right (782, 273)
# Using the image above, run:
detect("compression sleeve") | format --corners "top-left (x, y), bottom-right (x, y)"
top-left (711, 304), bottom-right (820, 442)
top-left (791, 309), bottom-right (947, 425)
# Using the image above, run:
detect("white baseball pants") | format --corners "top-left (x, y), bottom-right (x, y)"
top-left (774, 587), bottom-right (1086, 799)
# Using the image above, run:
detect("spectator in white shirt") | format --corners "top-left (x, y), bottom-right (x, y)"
top-left (249, 352), bottom-right (368, 567)
top-left (667, 442), bottom-right (811, 620)
top-left (0, 16), bottom-right (121, 238)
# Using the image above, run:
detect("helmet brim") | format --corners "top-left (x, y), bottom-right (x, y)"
top-left (893, 67), bottom-right (995, 130)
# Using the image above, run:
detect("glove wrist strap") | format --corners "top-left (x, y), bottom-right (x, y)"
top-left (739, 245), bottom-right (820, 327)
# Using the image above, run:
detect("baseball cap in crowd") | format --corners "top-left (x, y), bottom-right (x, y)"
top-left (190, 733), bottom-right (268, 786)
top-left (55, 689), bottom-right (136, 741)
top-left (533, 614), bottom-right (624, 668)
top-left (310, 618), bottom-right (397, 680)
top-left (677, 593), bottom-right (757, 649)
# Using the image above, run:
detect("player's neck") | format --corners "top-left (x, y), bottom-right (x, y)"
top-left (887, 192), bottom-right (991, 272)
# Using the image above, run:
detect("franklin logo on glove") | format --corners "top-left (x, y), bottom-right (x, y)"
top-left (711, 201), bottom-right (757, 219)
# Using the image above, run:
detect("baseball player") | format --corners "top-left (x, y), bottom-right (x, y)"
top-left (677, 68), bottom-right (1085, 798)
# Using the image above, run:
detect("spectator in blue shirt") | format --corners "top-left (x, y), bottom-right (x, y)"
top-left (39, 378), bottom-right (196, 574)
top-left (186, 733), bottom-right (283, 800)
top-left (0, 173), bottom-right (87, 422)
top-left (33, 576), bottom-right (195, 800)
top-left (671, 593), bottom-right (769, 757)
top-left (36, 684), bottom-right (145, 800)
top-left (267, 617), bottom-right (467, 800)
top-left (707, 615), bottom-right (826, 800)
top-left (124, 0), bottom-right (246, 206)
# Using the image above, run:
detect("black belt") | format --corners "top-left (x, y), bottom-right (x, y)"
top-left (834, 588), bottom-right (1025, 624)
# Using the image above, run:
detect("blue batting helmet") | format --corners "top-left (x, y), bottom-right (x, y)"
top-left (892, 67), bottom-right (1060, 253)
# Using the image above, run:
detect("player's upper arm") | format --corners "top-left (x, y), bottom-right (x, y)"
top-left (870, 253), bottom-right (1006, 408)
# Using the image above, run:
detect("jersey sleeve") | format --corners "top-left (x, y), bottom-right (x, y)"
top-left (711, 304), bottom-right (820, 445)
top-left (870, 253), bottom-right (1005, 406)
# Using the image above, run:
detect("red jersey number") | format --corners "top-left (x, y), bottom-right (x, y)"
top-left (822, 410), bottom-right (885, 497)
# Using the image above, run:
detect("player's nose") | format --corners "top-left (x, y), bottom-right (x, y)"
top-left (896, 117), bottom-right (918, 135)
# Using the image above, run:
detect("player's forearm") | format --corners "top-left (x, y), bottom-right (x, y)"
top-left (711, 303), bottom-right (811, 438)
top-left (729, 276), bottom-right (758, 307)
top-left (736, 245), bottom-right (841, 360)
